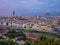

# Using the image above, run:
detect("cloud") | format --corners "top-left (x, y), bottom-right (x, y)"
top-left (0, 0), bottom-right (60, 16)
top-left (0, 0), bottom-right (44, 9)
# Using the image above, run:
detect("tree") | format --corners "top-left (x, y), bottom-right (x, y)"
top-left (5, 30), bottom-right (17, 38)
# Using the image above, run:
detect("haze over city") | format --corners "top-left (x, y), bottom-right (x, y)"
top-left (0, 0), bottom-right (60, 16)
top-left (0, 0), bottom-right (60, 45)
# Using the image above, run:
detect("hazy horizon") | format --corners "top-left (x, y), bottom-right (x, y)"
top-left (0, 0), bottom-right (60, 16)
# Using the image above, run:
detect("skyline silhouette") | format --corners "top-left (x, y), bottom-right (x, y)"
top-left (0, 0), bottom-right (60, 16)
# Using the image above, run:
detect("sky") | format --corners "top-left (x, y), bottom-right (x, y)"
top-left (0, 0), bottom-right (60, 16)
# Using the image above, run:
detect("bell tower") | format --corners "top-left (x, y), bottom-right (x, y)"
top-left (13, 11), bottom-right (15, 17)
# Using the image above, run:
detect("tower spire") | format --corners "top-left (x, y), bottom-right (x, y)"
top-left (35, 12), bottom-right (40, 19)
top-left (13, 10), bottom-right (15, 17)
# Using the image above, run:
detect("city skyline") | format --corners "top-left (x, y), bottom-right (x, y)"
top-left (0, 0), bottom-right (60, 16)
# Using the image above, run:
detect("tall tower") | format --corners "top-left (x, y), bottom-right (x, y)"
top-left (35, 12), bottom-right (40, 19)
top-left (13, 11), bottom-right (15, 17)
